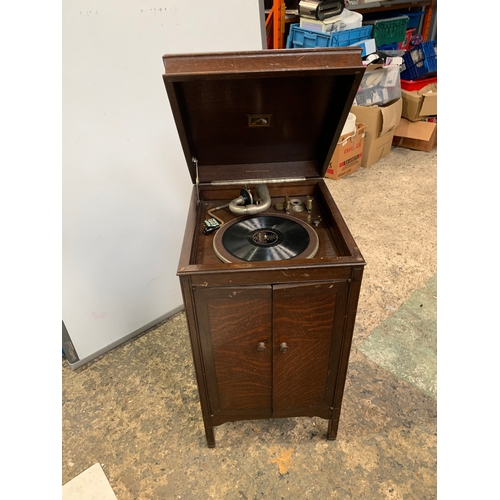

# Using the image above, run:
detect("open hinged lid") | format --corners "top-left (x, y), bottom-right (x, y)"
top-left (162, 48), bottom-right (365, 185)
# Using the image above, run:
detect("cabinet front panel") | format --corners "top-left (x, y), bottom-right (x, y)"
top-left (272, 281), bottom-right (348, 413)
top-left (194, 287), bottom-right (273, 414)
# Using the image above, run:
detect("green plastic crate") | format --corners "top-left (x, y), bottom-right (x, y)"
top-left (372, 16), bottom-right (409, 47)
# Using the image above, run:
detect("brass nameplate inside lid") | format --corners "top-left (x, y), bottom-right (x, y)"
top-left (248, 114), bottom-right (272, 127)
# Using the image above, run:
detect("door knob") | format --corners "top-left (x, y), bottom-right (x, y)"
top-left (280, 342), bottom-right (289, 353)
top-left (257, 342), bottom-right (266, 352)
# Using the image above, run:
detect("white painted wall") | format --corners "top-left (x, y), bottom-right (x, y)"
top-left (62, 0), bottom-right (265, 366)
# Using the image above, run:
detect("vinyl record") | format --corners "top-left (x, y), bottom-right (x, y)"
top-left (213, 214), bottom-right (319, 263)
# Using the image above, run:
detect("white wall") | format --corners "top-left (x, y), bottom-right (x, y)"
top-left (63, 0), bottom-right (265, 366)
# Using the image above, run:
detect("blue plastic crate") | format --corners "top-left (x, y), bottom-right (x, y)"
top-left (400, 41), bottom-right (437, 80)
top-left (377, 43), bottom-right (399, 51)
top-left (286, 24), bottom-right (373, 52)
top-left (406, 11), bottom-right (424, 29)
top-left (286, 24), bottom-right (331, 48)
top-left (329, 25), bottom-right (373, 47)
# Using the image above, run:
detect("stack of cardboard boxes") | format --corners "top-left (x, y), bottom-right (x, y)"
top-left (326, 63), bottom-right (404, 179)
top-left (326, 65), bottom-right (437, 181)
top-left (392, 82), bottom-right (437, 151)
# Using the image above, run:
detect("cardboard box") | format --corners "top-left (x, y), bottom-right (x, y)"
top-left (351, 97), bottom-right (403, 167)
top-left (401, 83), bottom-right (437, 121)
top-left (325, 123), bottom-right (366, 180)
top-left (392, 118), bottom-right (437, 152)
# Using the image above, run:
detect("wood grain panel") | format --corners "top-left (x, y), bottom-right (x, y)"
top-left (195, 287), bottom-right (273, 413)
top-left (272, 282), bottom-right (344, 412)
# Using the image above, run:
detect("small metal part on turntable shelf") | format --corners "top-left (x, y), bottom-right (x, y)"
top-left (203, 218), bottom-right (220, 235)
top-left (290, 198), bottom-right (304, 212)
top-left (275, 195), bottom-right (296, 214)
top-left (203, 202), bottom-right (230, 235)
top-left (284, 196), bottom-right (290, 214)
top-left (305, 196), bottom-right (313, 213)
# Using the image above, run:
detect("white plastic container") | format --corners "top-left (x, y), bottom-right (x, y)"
top-left (341, 112), bottom-right (356, 136)
top-left (340, 9), bottom-right (363, 30)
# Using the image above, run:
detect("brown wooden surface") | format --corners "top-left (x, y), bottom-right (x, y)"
top-left (164, 49), bottom-right (367, 447)
top-left (167, 74), bottom-right (359, 182)
top-left (162, 48), bottom-right (365, 183)
top-left (162, 48), bottom-right (364, 76)
top-left (332, 266), bottom-right (365, 412)
top-left (178, 179), bottom-right (365, 274)
top-left (189, 267), bottom-right (353, 288)
top-left (194, 286), bottom-right (273, 414)
top-left (178, 277), bottom-right (216, 447)
top-left (272, 281), bottom-right (348, 413)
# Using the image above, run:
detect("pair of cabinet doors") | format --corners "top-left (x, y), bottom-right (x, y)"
top-left (193, 280), bottom-right (350, 420)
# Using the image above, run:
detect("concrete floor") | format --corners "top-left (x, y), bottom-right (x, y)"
top-left (62, 145), bottom-right (437, 499)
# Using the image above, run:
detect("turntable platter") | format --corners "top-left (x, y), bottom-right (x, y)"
top-left (213, 214), bottom-right (319, 263)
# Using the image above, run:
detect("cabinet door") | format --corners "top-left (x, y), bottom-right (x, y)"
top-left (272, 281), bottom-right (349, 416)
top-left (194, 286), bottom-right (273, 416)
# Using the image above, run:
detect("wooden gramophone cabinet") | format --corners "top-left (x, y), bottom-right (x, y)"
top-left (162, 48), bottom-right (366, 447)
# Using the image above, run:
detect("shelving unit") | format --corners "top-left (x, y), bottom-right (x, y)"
top-left (267, 0), bottom-right (435, 49)
top-left (348, 0), bottom-right (435, 41)
top-left (348, 0), bottom-right (431, 15)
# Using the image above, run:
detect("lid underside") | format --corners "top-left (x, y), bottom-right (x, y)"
top-left (163, 48), bottom-right (365, 184)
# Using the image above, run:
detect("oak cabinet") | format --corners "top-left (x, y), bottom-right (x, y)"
top-left (184, 277), bottom-right (359, 447)
top-left (163, 48), bottom-right (367, 447)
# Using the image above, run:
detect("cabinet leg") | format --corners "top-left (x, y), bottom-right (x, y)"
top-left (203, 418), bottom-right (216, 448)
top-left (327, 411), bottom-right (340, 441)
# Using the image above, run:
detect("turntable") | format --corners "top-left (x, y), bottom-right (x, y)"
top-left (162, 48), bottom-right (366, 447)
top-left (213, 213), bottom-right (319, 263)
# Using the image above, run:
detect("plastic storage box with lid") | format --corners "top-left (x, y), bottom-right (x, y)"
top-left (354, 64), bottom-right (401, 107)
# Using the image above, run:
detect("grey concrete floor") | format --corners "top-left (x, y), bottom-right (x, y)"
top-left (62, 145), bottom-right (437, 499)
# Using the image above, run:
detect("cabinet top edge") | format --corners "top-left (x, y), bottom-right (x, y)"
top-left (177, 258), bottom-right (366, 276)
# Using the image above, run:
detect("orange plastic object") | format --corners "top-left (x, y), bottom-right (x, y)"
top-left (421, 0), bottom-right (435, 41)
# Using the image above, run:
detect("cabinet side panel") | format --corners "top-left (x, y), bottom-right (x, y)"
top-left (179, 277), bottom-right (214, 424)
top-left (332, 266), bottom-right (365, 411)
top-left (194, 287), bottom-right (273, 413)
